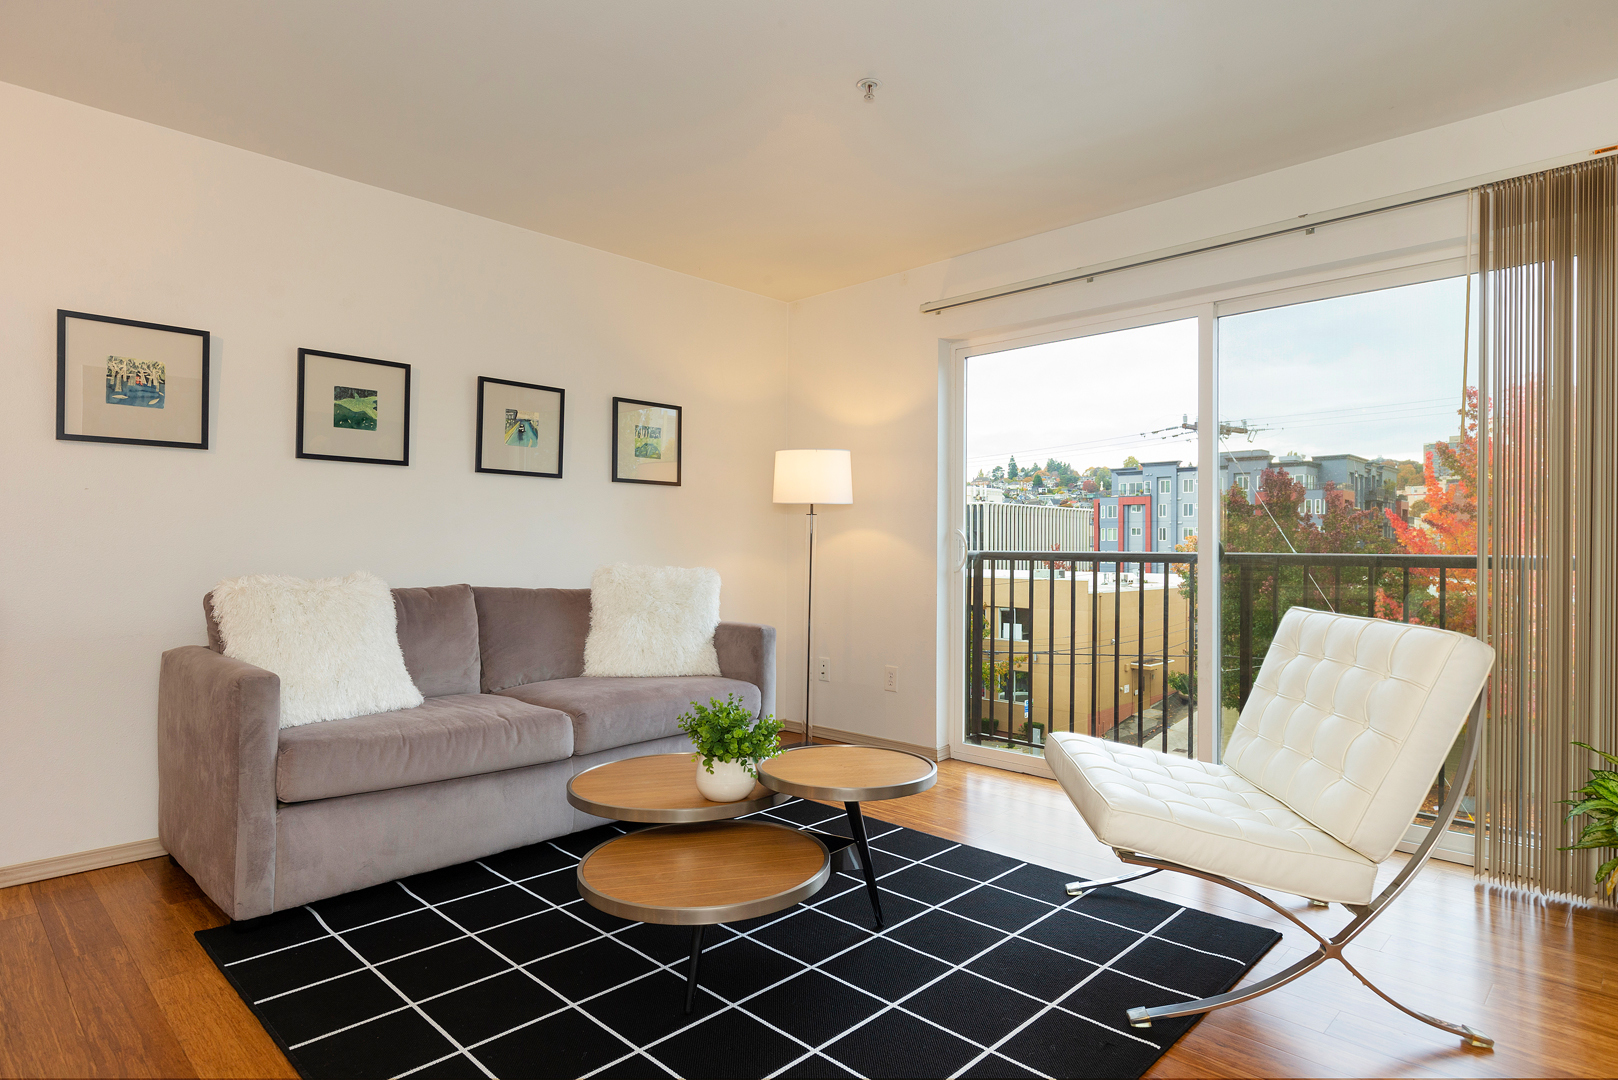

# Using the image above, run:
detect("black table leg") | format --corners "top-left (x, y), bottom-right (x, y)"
top-left (684, 924), bottom-right (705, 1013)
top-left (844, 801), bottom-right (884, 928)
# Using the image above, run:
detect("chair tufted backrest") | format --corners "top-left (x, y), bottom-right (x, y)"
top-left (1224, 607), bottom-right (1493, 863)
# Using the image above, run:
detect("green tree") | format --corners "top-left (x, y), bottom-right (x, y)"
top-left (991, 465), bottom-right (1004, 480)
top-left (1007, 456), bottom-right (1019, 479)
top-left (1123, 455), bottom-right (1140, 468)
top-left (1214, 468), bottom-right (1399, 709)
top-left (1031, 473), bottom-right (1044, 491)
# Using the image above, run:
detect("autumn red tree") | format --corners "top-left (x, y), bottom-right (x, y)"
top-left (1378, 388), bottom-right (1478, 633)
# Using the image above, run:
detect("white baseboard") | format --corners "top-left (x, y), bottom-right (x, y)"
top-left (0, 838), bottom-right (168, 890)
top-left (781, 719), bottom-right (948, 762)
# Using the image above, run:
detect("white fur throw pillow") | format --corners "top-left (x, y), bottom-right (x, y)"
top-left (583, 564), bottom-right (722, 677)
top-left (210, 570), bottom-right (424, 728)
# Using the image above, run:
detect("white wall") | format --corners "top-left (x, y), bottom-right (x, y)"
top-left (785, 76), bottom-right (1618, 755)
top-left (0, 81), bottom-right (791, 871)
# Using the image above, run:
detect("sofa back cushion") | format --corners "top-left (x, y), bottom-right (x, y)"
top-left (473, 587), bottom-right (591, 692)
top-left (392, 585), bottom-right (481, 698)
top-left (204, 582), bottom-right (481, 699)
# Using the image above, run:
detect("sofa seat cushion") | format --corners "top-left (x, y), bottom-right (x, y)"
top-left (276, 694), bottom-right (574, 803)
top-left (1045, 732), bottom-right (1378, 905)
top-left (495, 676), bottom-right (759, 756)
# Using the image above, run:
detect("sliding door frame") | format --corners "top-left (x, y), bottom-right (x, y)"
top-left (943, 249), bottom-right (1475, 801)
top-left (946, 301), bottom-right (1213, 778)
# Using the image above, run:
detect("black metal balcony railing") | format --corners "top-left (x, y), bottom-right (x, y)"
top-left (968, 551), bottom-right (1199, 759)
top-left (1227, 552), bottom-right (1476, 707)
top-left (966, 547), bottom-right (1478, 813)
top-left (1220, 550), bottom-right (1476, 830)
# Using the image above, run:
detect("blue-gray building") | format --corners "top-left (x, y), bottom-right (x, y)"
top-left (1092, 450), bottom-right (1398, 553)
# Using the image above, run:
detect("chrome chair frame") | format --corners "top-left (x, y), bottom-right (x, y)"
top-left (1067, 693), bottom-right (1492, 1050)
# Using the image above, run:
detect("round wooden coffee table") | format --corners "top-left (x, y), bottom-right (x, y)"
top-left (566, 752), bottom-right (787, 822)
top-left (576, 821), bottom-right (829, 1011)
top-left (758, 745), bottom-right (937, 929)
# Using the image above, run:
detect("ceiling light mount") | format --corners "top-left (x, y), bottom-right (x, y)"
top-left (856, 78), bottom-right (880, 102)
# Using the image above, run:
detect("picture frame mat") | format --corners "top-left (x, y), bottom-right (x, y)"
top-left (298, 350), bottom-right (409, 464)
top-left (59, 312), bottom-right (207, 446)
top-left (478, 377), bottom-right (564, 477)
top-left (612, 397), bottom-right (680, 485)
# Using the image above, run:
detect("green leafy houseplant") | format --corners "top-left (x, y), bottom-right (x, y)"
top-left (677, 694), bottom-right (782, 777)
top-left (1563, 741), bottom-right (1618, 897)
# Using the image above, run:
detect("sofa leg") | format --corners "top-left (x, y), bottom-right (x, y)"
top-left (228, 908), bottom-right (299, 934)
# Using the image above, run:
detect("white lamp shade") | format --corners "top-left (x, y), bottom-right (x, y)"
top-left (773, 449), bottom-right (853, 504)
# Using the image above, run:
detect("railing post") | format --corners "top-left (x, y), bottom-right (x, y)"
top-left (1239, 560), bottom-right (1254, 709)
top-left (969, 553), bottom-right (983, 739)
top-left (1187, 553), bottom-right (1196, 760)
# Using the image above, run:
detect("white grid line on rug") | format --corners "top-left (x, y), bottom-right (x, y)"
top-left (303, 906), bottom-right (499, 1079)
top-left (955, 907), bottom-right (1188, 1078)
top-left (227, 802), bottom-right (1232, 1080)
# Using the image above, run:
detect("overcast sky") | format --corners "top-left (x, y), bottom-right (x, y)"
top-left (967, 276), bottom-right (1476, 478)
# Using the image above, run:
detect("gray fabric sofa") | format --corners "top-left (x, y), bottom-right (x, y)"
top-left (158, 584), bottom-right (775, 921)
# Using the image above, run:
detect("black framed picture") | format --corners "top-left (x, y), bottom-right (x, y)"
top-left (297, 349), bottom-right (411, 466)
top-left (56, 309), bottom-right (210, 449)
top-left (476, 377), bottom-right (564, 478)
top-left (611, 396), bottom-right (681, 486)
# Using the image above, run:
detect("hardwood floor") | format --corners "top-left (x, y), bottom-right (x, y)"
top-left (2, 756), bottom-right (1613, 1078)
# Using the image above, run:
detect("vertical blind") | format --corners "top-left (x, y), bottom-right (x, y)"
top-left (1477, 156), bottom-right (1618, 900)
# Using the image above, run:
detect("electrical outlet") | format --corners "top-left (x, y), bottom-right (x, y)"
top-left (817, 657), bottom-right (830, 682)
top-left (884, 665), bottom-right (898, 692)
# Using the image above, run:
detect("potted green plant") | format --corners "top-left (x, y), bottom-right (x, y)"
top-left (1563, 741), bottom-right (1618, 897)
top-left (677, 694), bottom-right (783, 802)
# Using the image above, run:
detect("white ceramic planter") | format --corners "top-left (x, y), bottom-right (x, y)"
top-left (695, 758), bottom-right (757, 802)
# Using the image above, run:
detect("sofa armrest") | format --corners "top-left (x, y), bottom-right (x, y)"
top-left (714, 622), bottom-right (776, 721)
top-left (158, 645), bottom-right (280, 920)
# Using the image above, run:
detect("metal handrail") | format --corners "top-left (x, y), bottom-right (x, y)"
top-left (966, 547), bottom-right (1476, 828)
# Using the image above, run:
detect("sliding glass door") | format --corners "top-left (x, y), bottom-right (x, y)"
top-left (1216, 275), bottom-right (1479, 843)
top-left (961, 318), bottom-right (1200, 764)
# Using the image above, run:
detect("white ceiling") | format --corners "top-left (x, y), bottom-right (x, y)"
top-left (4, 0), bottom-right (1618, 301)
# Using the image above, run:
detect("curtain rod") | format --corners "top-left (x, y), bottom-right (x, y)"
top-left (919, 146), bottom-right (1613, 315)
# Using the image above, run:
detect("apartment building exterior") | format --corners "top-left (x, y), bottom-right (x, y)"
top-left (1424, 435), bottom-right (1465, 488)
top-left (973, 563), bottom-right (1191, 749)
top-left (1093, 450), bottom-right (1399, 553)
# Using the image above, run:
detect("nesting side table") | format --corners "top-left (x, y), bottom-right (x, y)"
top-left (566, 753), bottom-right (829, 1012)
top-left (757, 744), bottom-right (938, 929)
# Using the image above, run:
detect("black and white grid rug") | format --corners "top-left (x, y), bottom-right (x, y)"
top-left (197, 799), bottom-right (1278, 1079)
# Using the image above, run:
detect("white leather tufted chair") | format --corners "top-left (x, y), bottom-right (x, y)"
top-left (1045, 607), bottom-right (1495, 1048)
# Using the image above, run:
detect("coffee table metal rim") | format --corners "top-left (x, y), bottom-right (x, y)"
top-left (565, 756), bottom-right (789, 822)
top-left (757, 745), bottom-right (939, 803)
top-left (575, 823), bottom-right (831, 926)
top-left (565, 785), bottom-right (787, 823)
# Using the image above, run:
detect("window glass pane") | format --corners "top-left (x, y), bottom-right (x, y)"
top-left (1218, 276), bottom-right (1478, 834)
top-left (965, 319), bottom-right (1198, 758)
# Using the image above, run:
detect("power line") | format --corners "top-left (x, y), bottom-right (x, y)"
top-left (970, 394), bottom-right (1466, 467)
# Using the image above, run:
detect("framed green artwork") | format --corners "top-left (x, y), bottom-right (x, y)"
top-left (297, 348), bottom-right (410, 466)
top-left (611, 396), bottom-right (681, 486)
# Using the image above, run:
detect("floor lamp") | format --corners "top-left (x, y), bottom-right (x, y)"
top-left (773, 449), bottom-right (853, 747)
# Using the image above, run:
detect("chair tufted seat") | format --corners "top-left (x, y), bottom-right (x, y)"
top-left (1045, 732), bottom-right (1378, 904)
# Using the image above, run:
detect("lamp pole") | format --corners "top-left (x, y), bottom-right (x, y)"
top-left (804, 502), bottom-right (816, 747)
top-left (772, 448), bottom-right (851, 748)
